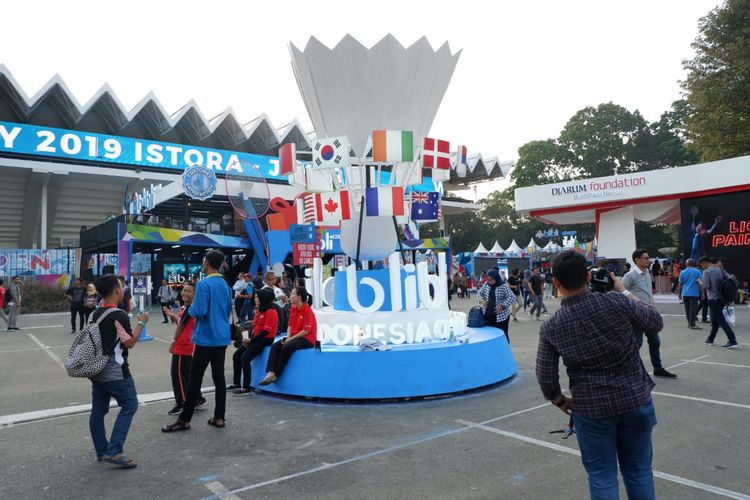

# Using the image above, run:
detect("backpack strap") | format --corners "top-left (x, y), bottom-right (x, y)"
top-left (95, 307), bottom-right (121, 325)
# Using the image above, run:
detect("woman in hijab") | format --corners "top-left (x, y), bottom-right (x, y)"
top-left (477, 268), bottom-right (515, 344)
top-left (231, 288), bottom-right (279, 395)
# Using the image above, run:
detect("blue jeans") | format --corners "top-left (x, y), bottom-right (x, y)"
top-left (573, 400), bottom-right (657, 500)
top-left (633, 329), bottom-right (662, 371)
top-left (89, 377), bottom-right (138, 458)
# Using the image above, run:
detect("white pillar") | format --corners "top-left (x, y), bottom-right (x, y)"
top-left (596, 206), bottom-right (636, 266)
top-left (41, 181), bottom-right (48, 249)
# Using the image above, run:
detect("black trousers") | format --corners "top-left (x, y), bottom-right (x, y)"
top-left (171, 354), bottom-right (203, 406)
top-left (683, 296), bottom-right (699, 326)
top-left (70, 302), bottom-right (85, 330)
top-left (486, 316), bottom-right (510, 344)
top-left (160, 302), bottom-right (174, 322)
top-left (237, 337), bottom-right (274, 388)
top-left (83, 306), bottom-right (95, 324)
top-left (266, 338), bottom-right (313, 378)
top-left (699, 297), bottom-right (709, 321)
top-left (179, 345), bottom-right (226, 422)
top-left (234, 298), bottom-right (244, 319)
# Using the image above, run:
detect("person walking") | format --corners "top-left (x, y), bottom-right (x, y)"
top-left (158, 280), bottom-right (176, 324)
top-left (65, 278), bottom-right (87, 334)
top-left (528, 268), bottom-right (546, 321)
top-left (677, 259), bottom-right (702, 330)
top-left (477, 269), bottom-right (515, 343)
top-left (83, 283), bottom-right (98, 324)
top-left (536, 250), bottom-right (662, 500)
top-left (162, 249), bottom-right (232, 432)
top-left (622, 249), bottom-right (677, 378)
top-left (0, 279), bottom-right (9, 329)
top-left (163, 282), bottom-right (207, 416)
top-left (88, 274), bottom-right (149, 468)
top-left (702, 257), bottom-right (739, 348)
top-left (6, 276), bottom-right (23, 331)
top-left (697, 257), bottom-right (711, 323)
top-left (544, 269), bottom-right (554, 299)
top-left (507, 268), bottom-right (523, 321)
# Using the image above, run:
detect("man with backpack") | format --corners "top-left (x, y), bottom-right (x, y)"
top-left (702, 257), bottom-right (739, 348)
top-left (65, 278), bottom-right (87, 334)
top-left (86, 274), bottom-right (149, 468)
top-left (6, 276), bottom-right (23, 331)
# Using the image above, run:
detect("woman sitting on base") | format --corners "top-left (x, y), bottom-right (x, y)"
top-left (259, 287), bottom-right (316, 386)
top-left (232, 288), bottom-right (279, 395)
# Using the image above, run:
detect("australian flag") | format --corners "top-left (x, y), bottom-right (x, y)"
top-left (411, 191), bottom-right (439, 221)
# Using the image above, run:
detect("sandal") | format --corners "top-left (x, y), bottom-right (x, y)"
top-left (102, 454), bottom-right (137, 468)
top-left (161, 421), bottom-right (191, 433)
top-left (207, 418), bottom-right (226, 428)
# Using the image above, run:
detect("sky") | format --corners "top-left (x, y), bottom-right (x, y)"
top-left (1, 0), bottom-right (721, 200)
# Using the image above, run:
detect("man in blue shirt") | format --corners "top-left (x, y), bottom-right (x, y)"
top-left (162, 249), bottom-right (232, 432)
top-left (677, 259), bottom-right (703, 330)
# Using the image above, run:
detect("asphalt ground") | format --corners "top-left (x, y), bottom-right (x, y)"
top-left (1, 296), bottom-right (749, 500)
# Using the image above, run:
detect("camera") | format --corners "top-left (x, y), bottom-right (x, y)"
top-left (589, 267), bottom-right (614, 293)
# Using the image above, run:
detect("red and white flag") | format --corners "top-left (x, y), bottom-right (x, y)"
top-left (278, 143), bottom-right (297, 176)
top-left (314, 191), bottom-right (352, 225)
top-left (422, 137), bottom-right (450, 170)
top-left (295, 193), bottom-right (316, 224)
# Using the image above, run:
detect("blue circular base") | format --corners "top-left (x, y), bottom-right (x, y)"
top-left (250, 326), bottom-right (518, 400)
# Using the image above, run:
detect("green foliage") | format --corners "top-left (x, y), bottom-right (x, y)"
top-left (20, 282), bottom-right (69, 314)
top-left (682, 0), bottom-right (750, 161)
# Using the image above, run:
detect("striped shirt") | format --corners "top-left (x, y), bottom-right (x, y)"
top-left (536, 289), bottom-right (662, 418)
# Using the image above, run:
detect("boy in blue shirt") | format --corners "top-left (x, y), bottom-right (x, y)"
top-left (162, 249), bottom-right (232, 432)
top-left (677, 259), bottom-right (703, 329)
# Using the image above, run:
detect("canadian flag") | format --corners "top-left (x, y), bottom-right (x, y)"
top-left (422, 137), bottom-right (450, 170)
top-left (314, 191), bottom-right (352, 225)
top-left (278, 143), bottom-right (297, 176)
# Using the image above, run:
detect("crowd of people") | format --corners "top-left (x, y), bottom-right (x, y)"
top-left (83, 249), bottom-right (317, 468)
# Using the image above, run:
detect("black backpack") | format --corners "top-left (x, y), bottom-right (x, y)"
top-left (721, 273), bottom-right (739, 304)
top-left (467, 306), bottom-right (486, 328)
top-left (4, 287), bottom-right (13, 304)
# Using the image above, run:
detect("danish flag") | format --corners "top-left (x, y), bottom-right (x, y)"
top-left (422, 137), bottom-right (450, 170)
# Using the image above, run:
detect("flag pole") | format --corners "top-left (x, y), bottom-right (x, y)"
top-left (392, 215), bottom-right (405, 263)
top-left (354, 158), bottom-right (368, 267)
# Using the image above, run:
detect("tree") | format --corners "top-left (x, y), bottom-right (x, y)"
top-left (511, 139), bottom-right (579, 189)
top-left (682, 0), bottom-right (750, 161)
top-left (558, 102), bottom-right (649, 178)
top-left (631, 100), bottom-right (702, 170)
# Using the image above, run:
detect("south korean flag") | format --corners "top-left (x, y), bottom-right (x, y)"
top-left (312, 136), bottom-right (351, 169)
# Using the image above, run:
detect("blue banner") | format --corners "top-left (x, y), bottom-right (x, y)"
top-left (0, 120), bottom-right (287, 180)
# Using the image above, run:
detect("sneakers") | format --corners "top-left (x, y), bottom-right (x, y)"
top-left (653, 368), bottom-right (677, 379)
top-left (722, 342), bottom-right (739, 349)
top-left (168, 405), bottom-right (183, 416)
top-left (195, 398), bottom-right (208, 409)
top-left (688, 325), bottom-right (702, 330)
top-left (704, 340), bottom-right (716, 346)
top-left (226, 384), bottom-right (241, 391)
top-left (232, 388), bottom-right (253, 396)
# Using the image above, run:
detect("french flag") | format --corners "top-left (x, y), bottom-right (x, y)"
top-left (365, 186), bottom-right (405, 217)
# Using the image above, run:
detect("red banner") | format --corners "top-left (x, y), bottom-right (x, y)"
top-left (293, 242), bottom-right (321, 266)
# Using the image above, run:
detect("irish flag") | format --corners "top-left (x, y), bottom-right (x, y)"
top-left (365, 186), bottom-right (405, 217)
top-left (372, 130), bottom-right (414, 163)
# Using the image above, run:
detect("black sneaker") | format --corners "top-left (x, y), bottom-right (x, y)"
top-left (168, 405), bottom-right (183, 416)
top-left (226, 384), bottom-right (240, 391)
top-left (195, 398), bottom-right (208, 409)
top-left (705, 340), bottom-right (716, 346)
top-left (653, 368), bottom-right (677, 379)
top-left (232, 388), bottom-right (253, 396)
top-left (722, 342), bottom-right (739, 349)
top-left (71, 330), bottom-right (76, 334)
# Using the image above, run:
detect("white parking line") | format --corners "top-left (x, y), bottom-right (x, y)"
top-left (13, 324), bottom-right (64, 330)
top-left (456, 420), bottom-right (750, 500)
top-left (0, 345), bottom-right (69, 354)
top-left (665, 354), bottom-right (710, 370)
top-left (681, 359), bottom-right (750, 369)
top-left (652, 391), bottom-right (750, 410)
top-left (203, 481), bottom-right (241, 500)
top-left (26, 333), bottom-right (64, 370)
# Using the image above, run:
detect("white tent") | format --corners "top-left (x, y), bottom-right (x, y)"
top-left (526, 238), bottom-right (540, 252)
top-left (505, 239), bottom-right (523, 255)
top-left (473, 242), bottom-right (489, 254)
top-left (489, 241), bottom-right (504, 254)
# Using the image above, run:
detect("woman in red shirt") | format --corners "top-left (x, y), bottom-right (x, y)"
top-left (232, 288), bottom-right (278, 395)
top-left (259, 287), bottom-right (316, 386)
top-left (164, 283), bottom-right (206, 415)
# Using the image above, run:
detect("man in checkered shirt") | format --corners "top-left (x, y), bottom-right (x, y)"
top-left (536, 250), bottom-right (663, 500)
